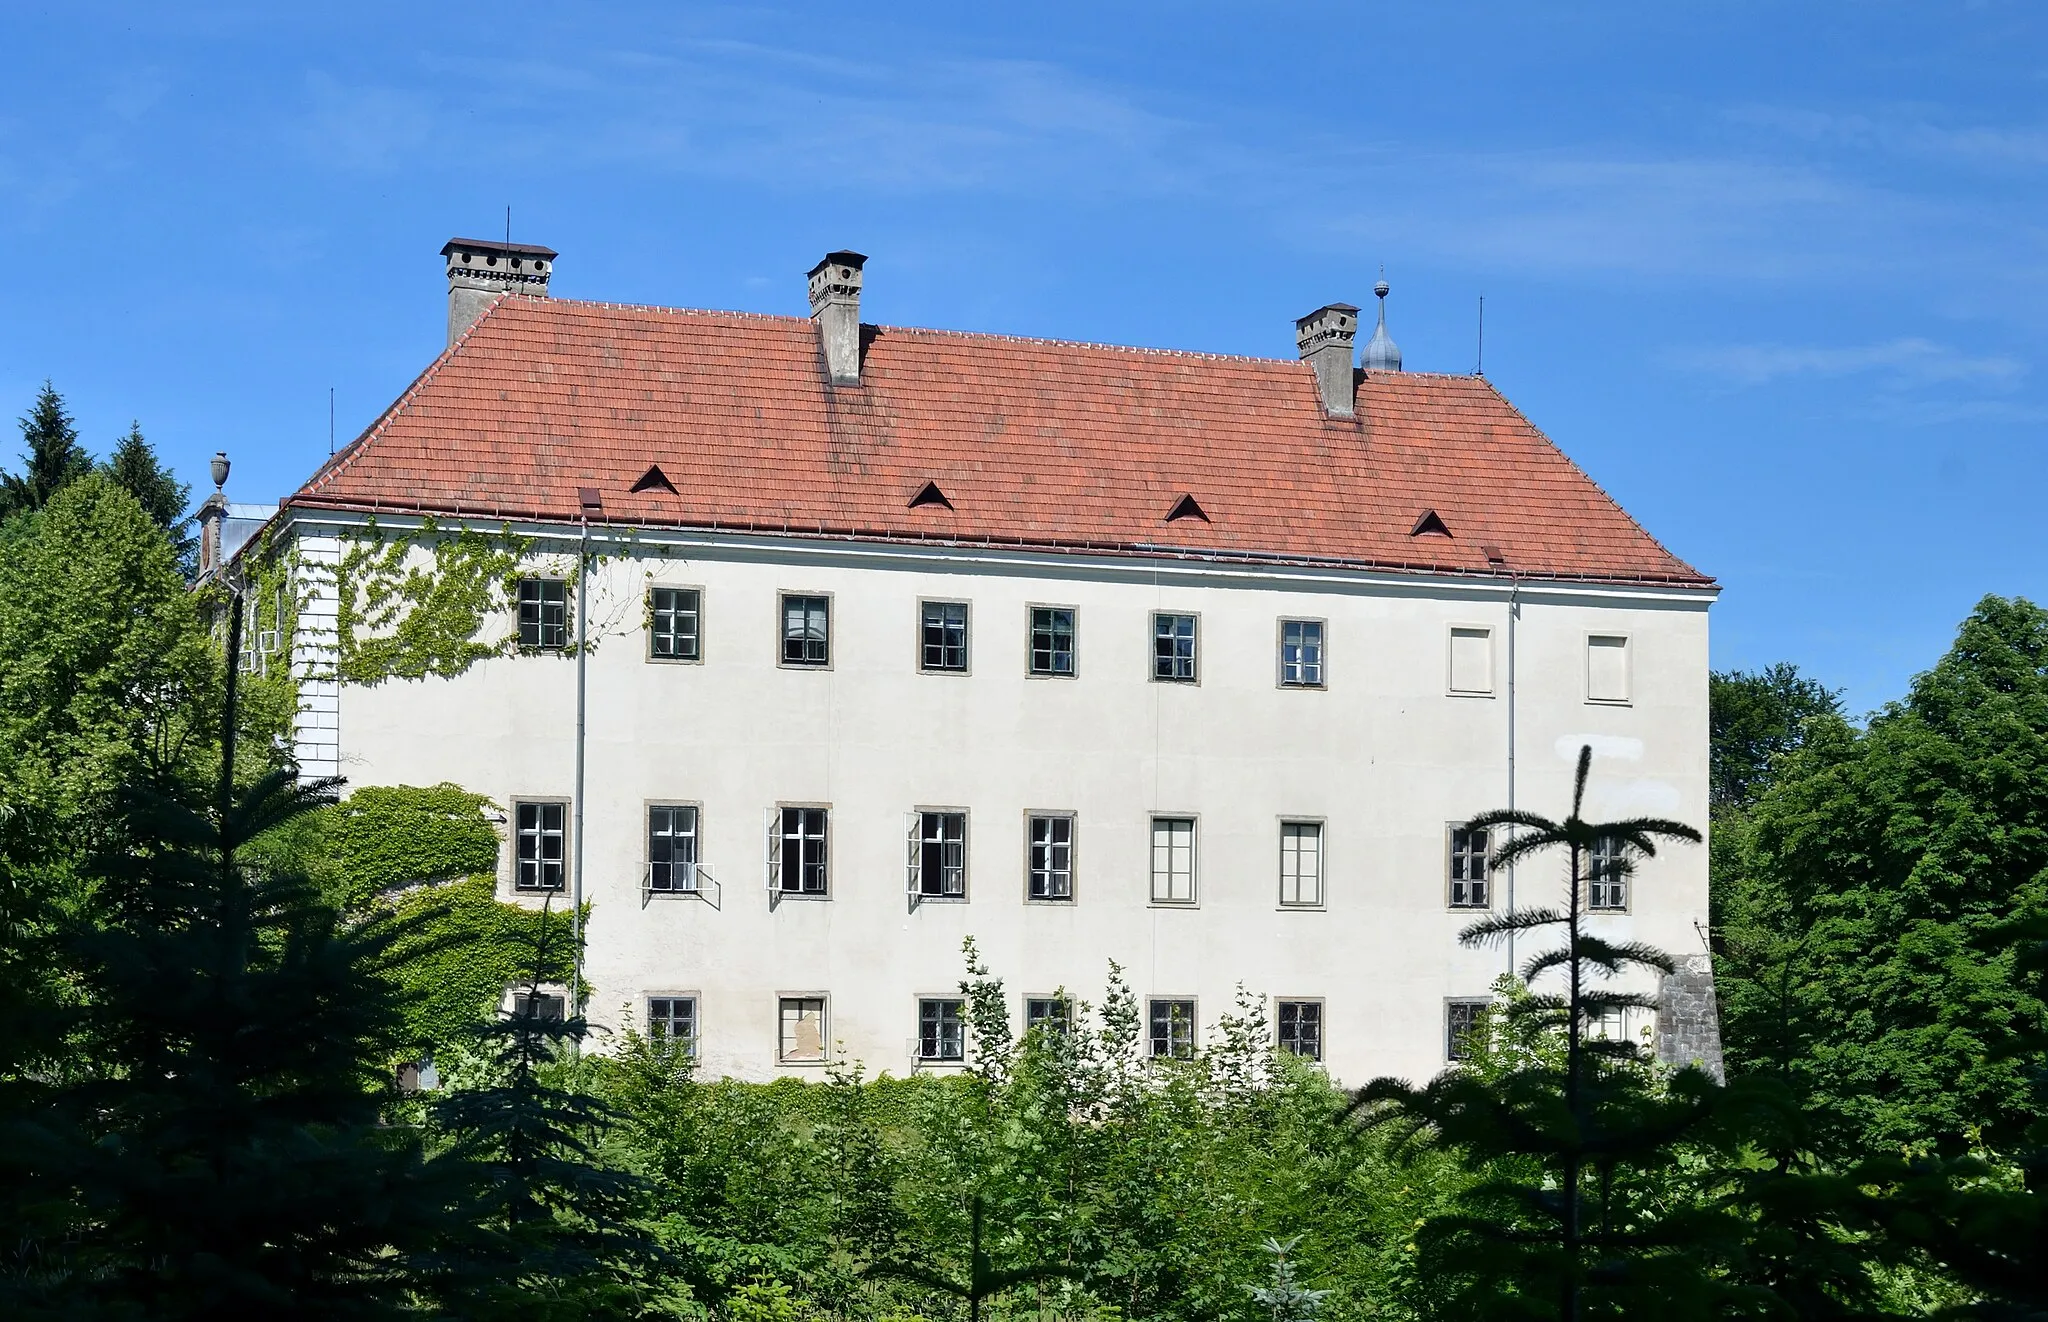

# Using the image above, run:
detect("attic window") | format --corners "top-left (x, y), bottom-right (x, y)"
top-left (631, 464), bottom-right (677, 495)
top-left (909, 480), bottom-right (953, 510)
top-left (1165, 494), bottom-right (1209, 523)
top-left (1410, 509), bottom-right (1451, 537)
top-left (577, 486), bottom-right (603, 514)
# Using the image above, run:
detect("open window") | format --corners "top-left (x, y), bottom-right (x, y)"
top-left (907, 811), bottom-right (967, 900)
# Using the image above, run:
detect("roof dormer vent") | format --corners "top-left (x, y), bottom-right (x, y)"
top-left (1410, 508), bottom-right (1450, 537)
top-left (909, 479), bottom-right (953, 510)
top-left (1165, 493), bottom-right (1210, 523)
top-left (631, 464), bottom-right (676, 495)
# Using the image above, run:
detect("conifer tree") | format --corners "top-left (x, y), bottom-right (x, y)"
top-left (104, 420), bottom-right (195, 572)
top-left (28, 601), bottom-right (448, 1318)
top-left (1349, 746), bottom-right (1753, 1320)
top-left (1, 382), bottom-right (93, 518)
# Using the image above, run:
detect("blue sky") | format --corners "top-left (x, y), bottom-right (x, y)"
top-left (2, 3), bottom-right (2041, 715)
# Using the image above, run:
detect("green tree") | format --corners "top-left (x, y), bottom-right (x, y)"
top-left (103, 420), bottom-right (195, 572)
top-left (427, 900), bottom-right (661, 1319)
top-left (1718, 596), bottom-right (2048, 1161)
top-left (0, 473), bottom-right (215, 839)
top-left (1349, 746), bottom-right (1745, 1320)
top-left (0, 382), bottom-right (93, 518)
top-left (1710, 663), bottom-right (1843, 813)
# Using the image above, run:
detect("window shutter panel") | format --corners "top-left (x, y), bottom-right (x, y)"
top-left (765, 809), bottom-right (780, 892)
top-left (906, 812), bottom-right (922, 896)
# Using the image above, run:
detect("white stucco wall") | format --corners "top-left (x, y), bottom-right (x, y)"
top-left (312, 519), bottom-right (1712, 1086)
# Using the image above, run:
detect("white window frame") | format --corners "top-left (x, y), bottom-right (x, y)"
top-left (1586, 632), bottom-right (1632, 705)
top-left (1447, 624), bottom-right (1494, 696)
top-left (646, 802), bottom-right (701, 894)
top-left (1277, 618), bottom-right (1327, 689)
top-left (648, 584), bottom-right (704, 663)
top-left (1151, 611), bottom-right (1199, 684)
top-left (1447, 824), bottom-right (1491, 909)
top-left (1026, 812), bottom-right (1075, 902)
top-left (646, 993), bottom-right (699, 1054)
top-left (916, 996), bottom-right (967, 1063)
top-left (1149, 816), bottom-right (1197, 905)
top-left (778, 592), bottom-right (832, 669)
top-left (906, 809), bottom-right (968, 900)
top-left (1279, 819), bottom-right (1325, 908)
top-left (1276, 998), bottom-right (1323, 1061)
top-left (777, 994), bottom-right (829, 1065)
top-left (767, 805), bottom-right (829, 897)
top-left (1027, 604), bottom-right (1078, 678)
top-left (918, 599), bottom-right (971, 674)
top-left (1147, 998), bottom-right (1197, 1059)
top-left (1024, 995), bottom-right (1074, 1035)
top-left (512, 798), bottom-right (569, 892)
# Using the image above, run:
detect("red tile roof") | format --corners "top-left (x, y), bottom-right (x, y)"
top-left (291, 296), bottom-right (1712, 589)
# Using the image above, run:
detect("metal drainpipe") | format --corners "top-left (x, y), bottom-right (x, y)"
top-left (1506, 573), bottom-right (1520, 975)
top-left (572, 519), bottom-right (589, 1019)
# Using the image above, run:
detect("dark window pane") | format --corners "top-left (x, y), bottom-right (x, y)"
top-left (650, 587), bottom-right (701, 660)
top-left (921, 602), bottom-right (969, 671)
top-left (782, 595), bottom-right (830, 666)
top-left (1029, 607), bottom-right (1076, 676)
top-left (1152, 613), bottom-right (1196, 682)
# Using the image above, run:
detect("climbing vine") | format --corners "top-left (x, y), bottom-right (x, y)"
top-left (334, 517), bottom-right (539, 684)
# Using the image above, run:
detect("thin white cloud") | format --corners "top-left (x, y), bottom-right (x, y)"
top-left (1666, 338), bottom-right (2026, 386)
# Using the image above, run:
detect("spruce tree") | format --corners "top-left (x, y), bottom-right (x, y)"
top-left (104, 421), bottom-right (195, 572)
top-left (31, 601), bottom-right (451, 1318)
top-left (1349, 746), bottom-right (1754, 1320)
top-left (1, 382), bottom-right (93, 518)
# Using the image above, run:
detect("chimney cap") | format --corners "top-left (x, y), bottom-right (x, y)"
top-left (442, 237), bottom-right (559, 260)
top-left (808, 250), bottom-right (868, 278)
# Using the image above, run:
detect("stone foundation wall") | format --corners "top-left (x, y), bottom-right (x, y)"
top-left (1656, 952), bottom-right (1725, 1082)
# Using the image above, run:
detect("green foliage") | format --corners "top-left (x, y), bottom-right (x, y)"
top-left (329, 781), bottom-right (502, 904)
top-left (102, 420), bottom-right (194, 571)
top-left (1, 381), bottom-right (93, 517)
top-left (334, 518), bottom-right (537, 684)
top-left (1718, 596), bottom-right (2048, 1161)
top-left (9, 765), bottom-right (450, 1318)
top-left (0, 473), bottom-right (216, 836)
top-left (1710, 663), bottom-right (1844, 813)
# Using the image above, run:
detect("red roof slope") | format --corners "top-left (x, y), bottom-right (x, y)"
top-left (292, 296), bottom-right (1711, 588)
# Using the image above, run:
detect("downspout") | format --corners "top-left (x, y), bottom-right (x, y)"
top-left (1506, 573), bottom-right (1520, 974)
top-left (572, 518), bottom-right (589, 1019)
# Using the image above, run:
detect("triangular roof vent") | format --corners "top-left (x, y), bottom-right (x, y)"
top-left (1165, 493), bottom-right (1210, 523)
top-left (909, 479), bottom-right (953, 510)
top-left (630, 464), bottom-right (676, 495)
top-left (1410, 508), bottom-right (1451, 537)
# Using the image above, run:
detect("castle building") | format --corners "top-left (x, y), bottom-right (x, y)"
top-left (221, 238), bottom-right (1719, 1083)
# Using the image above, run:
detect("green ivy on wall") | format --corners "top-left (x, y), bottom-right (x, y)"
top-left (334, 517), bottom-right (538, 685)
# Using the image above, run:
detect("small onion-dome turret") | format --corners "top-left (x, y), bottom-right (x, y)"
top-left (1362, 276), bottom-right (1402, 373)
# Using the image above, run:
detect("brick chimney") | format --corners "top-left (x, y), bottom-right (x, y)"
top-left (807, 251), bottom-right (867, 386)
top-left (1295, 303), bottom-right (1359, 418)
top-left (442, 238), bottom-right (556, 346)
top-left (197, 451), bottom-right (230, 579)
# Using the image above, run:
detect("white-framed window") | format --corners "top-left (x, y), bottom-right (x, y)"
top-left (1148, 999), bottom-right (1196, 1059)
top-left (1448, 625), bottom-right (1493, 695)
top-left (1279, 821), bottom-right (1324, 907)
top-left (920, 600), bottom-right (970, 672)
top-left (1152, 612), bottom-right (1198, 683)
top-left (509, 988), bottom-right (567, 1022)
top-left (1025, 996), bottom-right (1073, 1034)
top-left (1279, 619), bottom-right (1325, 688)
top-left (1448, 825), bottom-right (1490, 909)
top-left (1447, 998), bottom-right (1489, 1062)
top-left (1029, 606), bottom-right (1077, 677)
top-left (647, 995), bottom-right (697, 1053)
top-left (918, 997), bottom-right (966, 1062)
top-left (514, 800), bottom-right (567, 891)
top-left (907, 810), bottom-right (967, 898)
top-left (1150, 817), bottom-right (1196, 904)
top-left (517, 578), bottom-right (569, 650)
top-left (1277, 1000), bottom-right (1322, 1060)
top-left (649, 586), bottom-right (702, 661)
top-left (778, 996), bottom-right (827, 1063)
top-left (768, 807), bottom-right (828, 895)
top-left (1027, 813), bottom-right (1074, 901)
top-left (1587, 634), bottom-right (1631, 704)
top-left (781, 594), bottom-right (830, 667)
top-left (647, 804), bottom-right (699, 893)
top-left (1588, 837), bottom-right (1629, 912)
